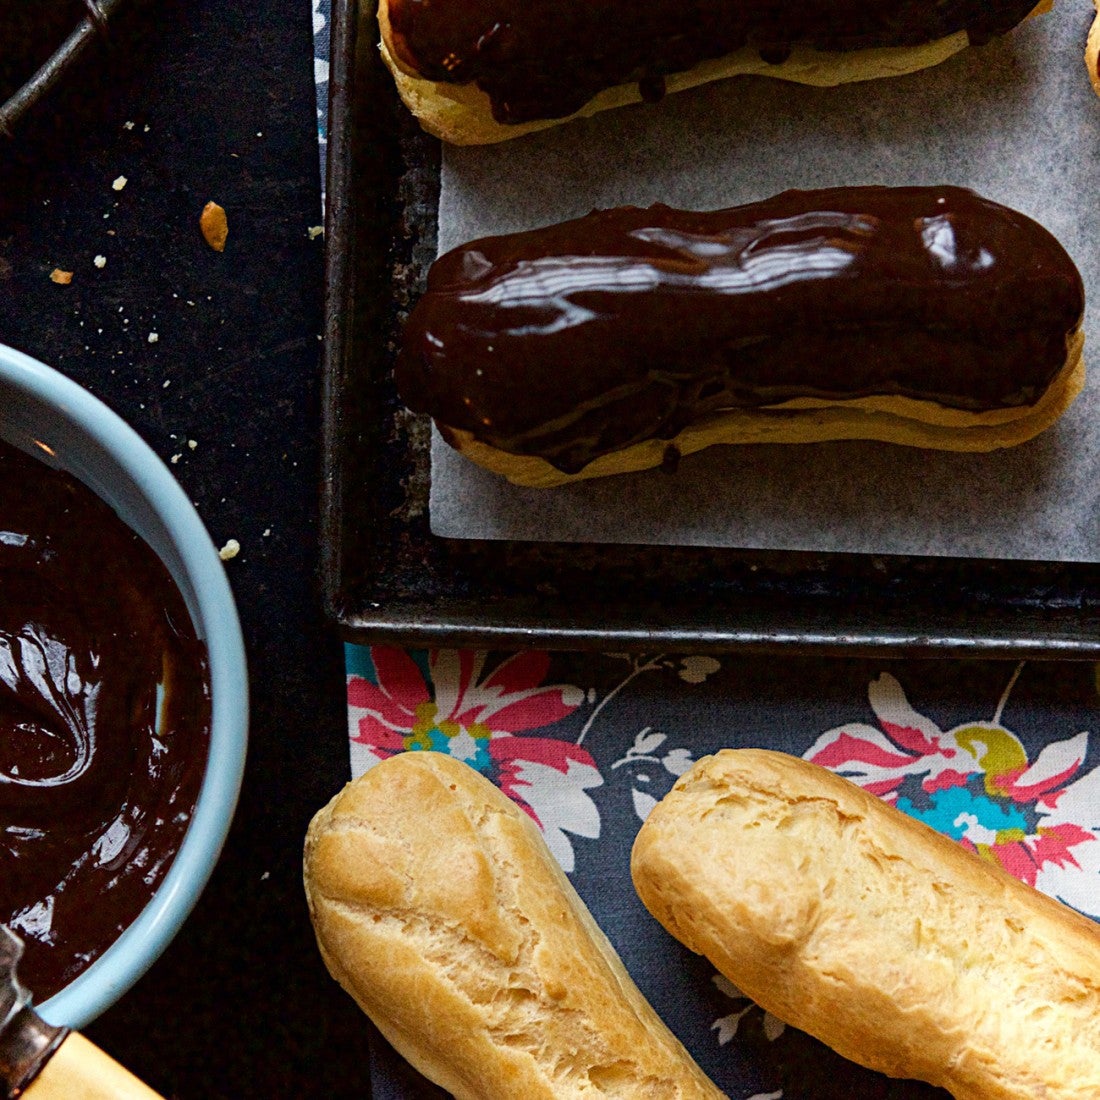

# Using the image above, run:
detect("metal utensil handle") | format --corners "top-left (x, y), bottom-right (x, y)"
top-left (0, 1005), bottom-right (67, 1099)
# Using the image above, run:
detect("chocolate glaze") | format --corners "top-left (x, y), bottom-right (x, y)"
top-left (395, 187), bottom-right (1084, 475)
top-left (386, 0), bottom-right (1039, 123)
top-left (0, 440), bottom-right (210, 999)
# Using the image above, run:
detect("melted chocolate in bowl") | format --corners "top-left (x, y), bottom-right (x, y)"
top-left (0, 439), bottom-right (211, 1000)
top-left (386, 0), bottom-right (1040, 123)
top-left (395, 187), bottom-right (1085, 475)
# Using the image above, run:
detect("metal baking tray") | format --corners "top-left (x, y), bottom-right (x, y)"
top-left (320, 0), bottom-right (1100, 658)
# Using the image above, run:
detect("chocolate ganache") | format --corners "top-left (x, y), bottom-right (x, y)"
top-left (0, 439), bottom-right (210, 999)
top-left (395, 187), bottom-right (1085, 475)
top-left (386, 0), bottom-right (1040, 123)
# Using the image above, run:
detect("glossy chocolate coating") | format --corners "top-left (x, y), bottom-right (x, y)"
top-left (386, 0), bottom-right (1039, 123)
top-left (395, 187), bottom-right (1084, 474)
top-left (0, 440), bottom-right (210, 999)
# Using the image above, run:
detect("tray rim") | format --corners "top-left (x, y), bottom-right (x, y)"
top-left (320, 0), bottom-right (1100, 660)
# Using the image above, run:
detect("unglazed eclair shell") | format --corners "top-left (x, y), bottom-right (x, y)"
top-left (304, 751), bottom-right (726, 1100)
top-left (377, 0), bottom-right (1051, 145)
top-left (631, 748), bottom-right (1100, 1100)
top-left (1086, 0), bottom-right (1100, 97)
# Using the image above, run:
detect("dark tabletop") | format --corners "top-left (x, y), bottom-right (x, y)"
top-left (0, 1), bottom-right (375, 1095)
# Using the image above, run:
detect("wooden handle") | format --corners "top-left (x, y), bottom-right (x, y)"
top-left (23, 1032), bottom-right (163, 1100)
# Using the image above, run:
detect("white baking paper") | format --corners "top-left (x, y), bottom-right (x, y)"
top-left (429, 7), bottom-right (1100, 561)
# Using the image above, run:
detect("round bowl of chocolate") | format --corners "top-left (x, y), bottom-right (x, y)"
top-left (0, 342), bottom-right (248, 1028)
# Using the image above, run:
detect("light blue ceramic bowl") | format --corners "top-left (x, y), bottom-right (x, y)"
top-left (0, 343), bottom-right (249, 1030)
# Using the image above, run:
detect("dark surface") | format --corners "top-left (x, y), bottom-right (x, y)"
top-left (0, 1), bottom-right (370, 1097)
top-left (323, 0), bottom-right (1100, 661)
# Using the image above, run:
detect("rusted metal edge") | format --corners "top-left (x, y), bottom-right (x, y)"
top-left (0, 0), bottom-right (128, 138)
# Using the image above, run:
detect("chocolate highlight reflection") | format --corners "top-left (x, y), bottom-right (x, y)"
top-left (395, 187), bottom-right (1086, 488)
top-left (0, 440), bottom-right (210, 999)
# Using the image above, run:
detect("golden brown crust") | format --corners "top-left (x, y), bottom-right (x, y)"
top-left (631, 748), bottom-right (1100, 1100)
top-left (1086, 0), bottom-right (1100, 97)
top-left (377, 1), bottom-right (1051, 145)
top-left (303, 751), bottom-right (726, 1100)
top-left (437, 327), bottom-right (1085, 487)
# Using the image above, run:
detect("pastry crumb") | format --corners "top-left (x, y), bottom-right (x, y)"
top-left (50, 269), bottom-right (73, 285)
top-left (123, 121), bottom-right (134, 130)
top-left (218, 538), bottom-right (241, 561)
top-left (307, 225), bottom-right (324, 239)
top-left (200, 202), bottom-right (228, 252)
top-left (148, 332), bottom-right (159, 343)
top-left (112, 175), bottom-right (128, 191)
top-left (187, 439), bottom-right (198, 450)
top-left (93, 255), bottom-right (106, 269)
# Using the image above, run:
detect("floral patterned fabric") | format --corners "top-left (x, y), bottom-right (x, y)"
top-left (346, 645), bottom-right (1100, 1099)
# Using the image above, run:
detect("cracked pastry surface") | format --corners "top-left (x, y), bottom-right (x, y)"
top-left (304, 751), bottom-right (725, 1100)
top-left (631, 748), bottom-right (1100, 1100)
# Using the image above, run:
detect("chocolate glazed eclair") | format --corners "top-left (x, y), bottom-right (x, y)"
top-left (379, 0), bottom-right (1050, 144)
top-left (395, 186), bottom-right (1086, 489)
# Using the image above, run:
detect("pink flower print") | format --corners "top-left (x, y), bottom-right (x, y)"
top-left (346, 648), bottom-right (601, 871)
top-left (806, 671), bottom-right (1100, 916)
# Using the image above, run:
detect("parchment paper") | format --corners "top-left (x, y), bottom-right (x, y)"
top-left (429, 7), bottom-right (1100, 561)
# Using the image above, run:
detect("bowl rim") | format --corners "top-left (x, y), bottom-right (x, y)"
top-left (0, 343), bottom-right (249, 1029)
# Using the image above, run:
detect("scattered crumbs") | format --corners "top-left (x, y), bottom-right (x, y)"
top-left (230, 153), bottom-right (239, 159)
top-left (170, 454), bottom-right (181, 464)
top-left (261, 871), bottom-right (270, 881)
top-left (107, 229), bottom-right (116, 236)
top-left (112, 175), bottom-right (127, 191)
top-left (186, 300), bottom-right (195, 306)
top-left (123, 120), bottom-right (134, 130)
top-left (162, 379), bottom-right (171, 388)
top-left (262, 528), bottom-right (271, 537)
top-left (97, 328), bottom-right (102, 334)
top-left (148, 332), bottom-right (159, 343)
top-left (218, 539), bottom-right (240, 561)
top-left (187, 439), bottom-right (197, 450)
top-left (143, 124), bottom-right (150, 133)
top-left (256, 131), bottom-right (263, 137)
top-left (49, 269), bottom-right (73, 285)
top-left (307, 225), bottom-right (324, 239)
top-left (200, 201), bottom-right (228, 252)
top-left (103, 213), bottom-right (110, 219)
top-left (93, 255), bottom-right (106, 269)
